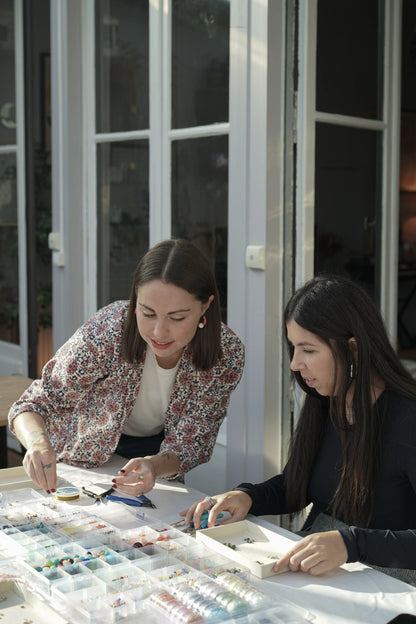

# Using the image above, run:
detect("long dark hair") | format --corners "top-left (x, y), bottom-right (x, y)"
top-left (121, 239), bottom-right (222, 370)
top-left (284, 274), bottom-right (416, 526)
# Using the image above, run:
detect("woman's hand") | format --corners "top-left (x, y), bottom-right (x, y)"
top-left (273, 530), bottom-right (348, 576)
top-left (13, 412), bottom-right (57, 493)
top-left (112, 458), bottom-right (155, 495)
top-left (113, 450), bottom-right (180, 495)
top-left (180, 490), bottom-right (253, 529)
top-left (23, 434), bottom-right (57, 493)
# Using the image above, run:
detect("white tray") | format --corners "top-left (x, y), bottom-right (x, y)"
top-left (0, 578), bottom-right (69, 623)
top-left (196, 519), bottom-right (293, 578)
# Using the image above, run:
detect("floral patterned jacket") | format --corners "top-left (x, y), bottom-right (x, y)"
top-left (8, 302), bottom-right (245, 475)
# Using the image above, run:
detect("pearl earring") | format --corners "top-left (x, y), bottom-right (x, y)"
top-left (198, 316), bottom-right (207, 329)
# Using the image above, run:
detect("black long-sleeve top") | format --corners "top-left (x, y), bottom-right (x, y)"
top-left (237, 390), bottom-right (416, 569)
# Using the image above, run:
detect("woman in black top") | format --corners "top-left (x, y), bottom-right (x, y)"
top-left (184, 275), bottom-right (416, 581)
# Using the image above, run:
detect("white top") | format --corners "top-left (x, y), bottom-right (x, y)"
top-left (123, 348), bottom-right (180, 437)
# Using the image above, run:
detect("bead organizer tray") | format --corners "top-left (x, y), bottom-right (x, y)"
top-left (0, 578), bottom-right (69, 624)
top-left (196, 520), bottom-right (295, 578)
top-left (0, 489), bottom-right (314, 623)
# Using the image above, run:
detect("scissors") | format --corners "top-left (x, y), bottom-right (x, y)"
top-left (106, 493), bottom-right (157, 509)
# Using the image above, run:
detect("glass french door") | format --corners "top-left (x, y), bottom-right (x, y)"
top-left (296, 0), bottom-right (401, 341)
top-left (397, 0), bottom-right (416, 360)
top-left (93, 0), bottom-right (230, 320)
top-left (314, 0), bottom-right (384, 302)
top-left (0, 0), bottom-right (28, 376)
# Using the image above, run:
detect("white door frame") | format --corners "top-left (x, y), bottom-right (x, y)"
top-left (50, 0), bottom-right (86, 348)
top-left (226, 0), bottom-right (288, 489)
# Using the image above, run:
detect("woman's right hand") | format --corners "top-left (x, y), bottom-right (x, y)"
top-left (23, 434), bottom-right (57, 494)
top-left (180, 490), bottom-right (253, 529)
top-left (13, 412), bottom-right (57, 494)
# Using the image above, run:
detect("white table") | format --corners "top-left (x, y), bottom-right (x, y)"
top-left (3, 456), bottom-right (416, 624)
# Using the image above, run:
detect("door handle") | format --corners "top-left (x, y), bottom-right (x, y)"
top-left (363, 216), bottom-right (376, 232)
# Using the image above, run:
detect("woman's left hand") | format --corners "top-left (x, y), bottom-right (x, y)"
top-left (273, 530), bottom-right (348, 576)
top-left (112, 458), bottom-right (155, 495)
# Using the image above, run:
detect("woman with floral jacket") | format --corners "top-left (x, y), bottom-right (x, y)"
top-left (9, 239), bottom-right (244, 496)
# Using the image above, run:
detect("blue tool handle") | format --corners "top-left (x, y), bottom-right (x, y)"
top-left (195, 510), bottom-right (224, 529)
top-left (138, 494), bottom-right (152, 504)
top-left (106, 494), bottom-right (143, 507)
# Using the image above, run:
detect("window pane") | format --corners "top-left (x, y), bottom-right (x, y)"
top-left (314, 123), bottom-right (381, 298)
top-left (0, 0), bottom-right (16, 145)
top-left (95, 0), bottom-right (149, 133)
top-left (171, 136), bottom-right (228, 319)
top-left (97, 141), bottom-right (149, 307)
top-left (316, 0), bottom-right (383, 119)
top-left (172, 0), bottom-right (230, 128)
top-left (397, 0), bottom-right (416, 353)
top-left (0, 153), bottom-right (19, 343)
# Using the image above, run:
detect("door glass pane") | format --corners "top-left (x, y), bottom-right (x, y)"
top-left (0, 0), bottom-right (16, 146)
top-left (95, 0), bottom-right (149, 133)
top-left (316, 0), bottom-right (383, 119)
top-left (172, 0), bottom-right (230, 128)
top-left (97, 141), bottom-right (149, 307)
top-left (314, 123), bottom-right (381, 299)
top-left (171, 136), bottom-right (228, 320)
top-left (398, 0), bottom-right (416, 355)
top-left (0, 1), bottom-right (18, 345)
top-left (0, 153), bottom-right (19, 343)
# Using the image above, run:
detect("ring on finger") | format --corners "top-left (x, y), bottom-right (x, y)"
top-left (204, 496), bottom-right (216, 508)
top-left (42, 463), bottom-right (52, 469)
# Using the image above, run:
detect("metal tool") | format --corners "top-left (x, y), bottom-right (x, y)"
top-left (81, 485), bottom-right (114, 504)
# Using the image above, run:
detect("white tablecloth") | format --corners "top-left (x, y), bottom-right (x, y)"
top-left (14, 457), bottom-right (416, 623)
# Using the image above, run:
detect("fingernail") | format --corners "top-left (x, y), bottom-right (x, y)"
top-left (119, 469), bottom-right (125, 473)
top-left (112, 484), bottom-right (117, 488)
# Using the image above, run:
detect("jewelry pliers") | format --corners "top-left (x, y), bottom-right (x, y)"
top-left (106, 493), bottom-right (156, 508)
top-left (81, 486), bottom-right (114, 504)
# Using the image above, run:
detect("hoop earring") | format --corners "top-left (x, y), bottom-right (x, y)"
top-left (134, 308), bottom-right (137, 315)
top-left (198, 316), bottom-right (207, 329)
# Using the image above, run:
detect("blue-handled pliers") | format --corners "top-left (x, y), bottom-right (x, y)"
top-left (106, 493), bottom-right (156, 508)
top-left (172, 510), bottom-right (224, 529)
top-left (198, 509), bottom-right (224, 529)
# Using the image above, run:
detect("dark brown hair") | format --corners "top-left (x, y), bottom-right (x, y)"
top-left (121, 239), bottom-right (222, 370)
top-left (283, 274), bottom-right (416, 526)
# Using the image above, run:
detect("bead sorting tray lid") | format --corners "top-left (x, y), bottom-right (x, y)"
top-left (196, 519), bottom-right (293, 578)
